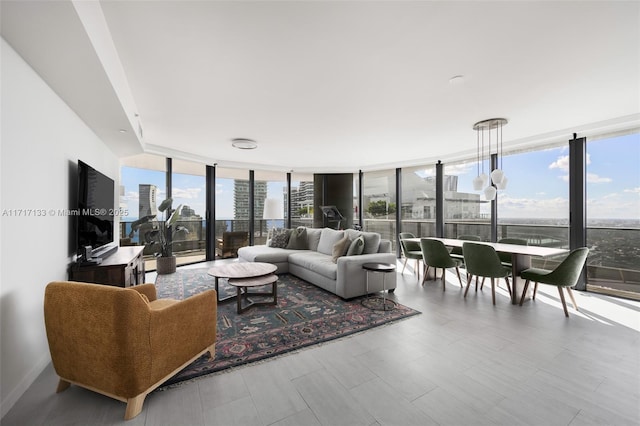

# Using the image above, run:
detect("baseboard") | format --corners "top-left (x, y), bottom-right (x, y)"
top-left (0, 353), bottom-right (51, 419)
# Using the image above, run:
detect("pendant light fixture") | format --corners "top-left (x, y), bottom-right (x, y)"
top-left (472, 118), bottom-right (508, 200)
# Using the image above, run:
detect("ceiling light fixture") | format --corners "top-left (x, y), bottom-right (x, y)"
top-left (472, 118), bottom-right (508, 200)
top-left (231, 138), bottom-right (257, 150)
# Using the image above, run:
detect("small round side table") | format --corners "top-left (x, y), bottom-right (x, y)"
top-left (362, 262), bottom-right (397, 311)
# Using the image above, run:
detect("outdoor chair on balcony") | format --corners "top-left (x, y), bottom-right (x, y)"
top-left (217, 231), bottom-right (249, 258)
top-left (519, 247), bottom-right (589, 317)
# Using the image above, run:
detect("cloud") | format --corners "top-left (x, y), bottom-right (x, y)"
top-left (172, 187), bottom-right (201, 199)
top-left (122, 191), bottom-right (139, 201)
top-left (587, 173), bottom-right (612, 183)
top-left (444, 163), bottom-right (474, 176)
top-left (624, 187), bottom-right (640, 194)
top-left (549, 155), bottom-right (570, 172)
top-left (551, 154), bottom-right (610, 183)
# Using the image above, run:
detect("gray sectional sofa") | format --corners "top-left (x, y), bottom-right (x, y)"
top-left (237, 227), bottom-right (397, 299)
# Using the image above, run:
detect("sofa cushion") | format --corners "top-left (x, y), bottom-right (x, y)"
top-left (317, 228), bottom-right (345, 255)
top-left (268, 228), bottom-right (292, 248)
top-left (287, 226), bottom-right (308, 250)
top-left (288, 252), bottom-right (338, 280)
top-left (345, 229), bottom-right (381, 254)
top-left (346, 235), bottom-right (365, 256)
top-left (238, 245), bottom-right (297, 264)
top-left (332, 236), bottom-right (351, 263)
top-left (306, 228), bottom-right (322, 251)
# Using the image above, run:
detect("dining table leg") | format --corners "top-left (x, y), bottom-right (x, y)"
top-left (510, 253), bottom-right (532, 305)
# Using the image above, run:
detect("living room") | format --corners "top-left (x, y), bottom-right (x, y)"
top-left (2, 1), bottom-right (639, 424)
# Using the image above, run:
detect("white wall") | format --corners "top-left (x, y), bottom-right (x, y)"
top-left (0, 38), bottom-right (120, 417)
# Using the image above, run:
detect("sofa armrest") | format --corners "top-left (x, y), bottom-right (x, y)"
top-left (147, 289), bottom-right (217, 383)
top-left (130, 283), bottom-right (157, 302)
top-left (336, 253), bottom-right (397, 298)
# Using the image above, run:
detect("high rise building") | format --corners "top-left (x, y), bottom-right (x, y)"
top-left (139, 184), bottom-right (158, 217)
top-left (233, 180), bottom-right (267, 232)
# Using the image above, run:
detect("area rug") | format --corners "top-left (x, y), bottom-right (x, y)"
top-left (155, 267), bottom-right (420, 387)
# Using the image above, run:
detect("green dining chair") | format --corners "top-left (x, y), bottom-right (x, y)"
top-left (450, 235), bottom-right (482, 262)
top-left (462, 242), bottom-right (512, 305)
top-left (420, 238), bottom-right (463, 290)
top-left (518, 247), bottom-right (589, 317)
top-left (497, 238), bottom-right (528, 266)
top-left (399, 232), bottom-right (423, 279)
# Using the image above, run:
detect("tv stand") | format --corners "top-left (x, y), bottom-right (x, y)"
top-left (91, 244), bottom-right (118, 260)
top-left (69, 246), bottom-right (145, 288)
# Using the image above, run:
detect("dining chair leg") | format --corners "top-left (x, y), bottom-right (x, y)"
top-left (519, 279), bottom-right (531, 306)
top-left (455, 267), bottom-right (463, 287)
top-left (566, 287), bottom-right (579, 311)
top-left (533, 282), bottom-right (539, 300)
top-left (475, 275), bottom-right (480, 292)
top-left (558, 286), bottom-right (569, 317)
top-left (401, 257), bottom-right (408, 274)
top-left (416, 259), bottom-right (421, 282)
top-left (441, 268), bottom-right (446, 291)
top-left (464, 276), bottom-right (473, 297)
top-left (422, 265), bottom-right (430, 286)
top-left (491, 278), bottom-right (496, 305)
top-left (504, 276), bottom-right (512, 297)
top-left (481, 277), bottom-right (485, 290)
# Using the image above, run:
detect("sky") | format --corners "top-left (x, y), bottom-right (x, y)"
top-left (120, 133), bottom-right (639, 223)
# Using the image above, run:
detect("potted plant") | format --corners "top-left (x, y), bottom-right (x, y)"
top-left (129, 198), bottom-right (188, 274)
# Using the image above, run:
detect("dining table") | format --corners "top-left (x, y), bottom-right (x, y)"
top-left (407, 237), bottom-right (568, 304)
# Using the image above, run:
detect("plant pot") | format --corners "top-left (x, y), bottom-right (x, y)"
top-left (156, 255), bottom-right (177, 275)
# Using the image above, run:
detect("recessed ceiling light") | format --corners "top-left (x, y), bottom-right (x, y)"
top-left (232, 138), bottom-right (258, 149)
top-left (118, 129), bottom-right (127, 133)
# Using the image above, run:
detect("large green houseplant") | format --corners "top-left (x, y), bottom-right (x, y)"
top-left (129, 198), bottom-right (188, 274)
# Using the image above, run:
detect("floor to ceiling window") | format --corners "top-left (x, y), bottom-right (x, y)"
top-left (362, 169), bottom-right (396, 249)
top-left (443, 159), bottom-right (489, 240)
top-left (119, 153), bottom-right (167, 272)
top-left (401, 164), bottom-right (436, 237)
top-left (255, 171), bottom-right (286, 245)
top-left (171, 159), bottom-right (206, 266)
top-left (290, 173), bottom-right (314, 228)
top-left (215, 167), bottom-right (250, 257)
top-left (586, 132), bottom-right (640, 299)
top-left (496, 144), bottom-right (570, 250)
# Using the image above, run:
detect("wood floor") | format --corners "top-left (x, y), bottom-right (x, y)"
top-left (4, 261), bottom-right (639, 425)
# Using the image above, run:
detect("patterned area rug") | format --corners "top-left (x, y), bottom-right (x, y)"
top-left (155, 267), bottom-right (420, 387)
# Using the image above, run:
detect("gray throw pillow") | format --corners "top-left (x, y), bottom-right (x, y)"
top-left (268, 228), bottom-right (292, 248)
top-left (287, 227), bottom-right (308, 250)
top-left (346, 236), bottom-right (365, 256)
top-left (331, 236), bottom-right (351, 263)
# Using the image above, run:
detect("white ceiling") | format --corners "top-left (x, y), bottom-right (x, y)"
top-left (2, 1), bottom-right (639, 173)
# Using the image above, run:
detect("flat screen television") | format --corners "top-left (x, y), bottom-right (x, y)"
top-left (76, 160), bottom-right (116, 260)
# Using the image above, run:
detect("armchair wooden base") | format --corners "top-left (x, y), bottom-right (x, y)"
top-left (55, 344), bottom-right (215, 420)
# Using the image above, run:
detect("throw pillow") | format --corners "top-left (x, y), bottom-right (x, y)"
top-left (346, 235), bottom-right (365, 256)
top-left (331, 236), bottom-right (351, 263)
top-left (268, 228), bottom-right (292, 248)
top-left (287, 226), bottom-right (308, 250)
top-left (317, 228), bottom-right (345, 255)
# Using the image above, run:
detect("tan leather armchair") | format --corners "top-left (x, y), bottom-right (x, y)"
top-left (44, 281), bottom-right (217, 420)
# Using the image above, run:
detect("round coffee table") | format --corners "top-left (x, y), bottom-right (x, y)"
top-left (228, 273), bottom-right (278, 314)
top-left (207, 262), bottom-right (277, 304)
top-left (362, 262), bottom-right (397, 311)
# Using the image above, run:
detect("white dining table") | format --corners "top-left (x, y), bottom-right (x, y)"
top-left (407, 237), bottom-right (568, 304)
